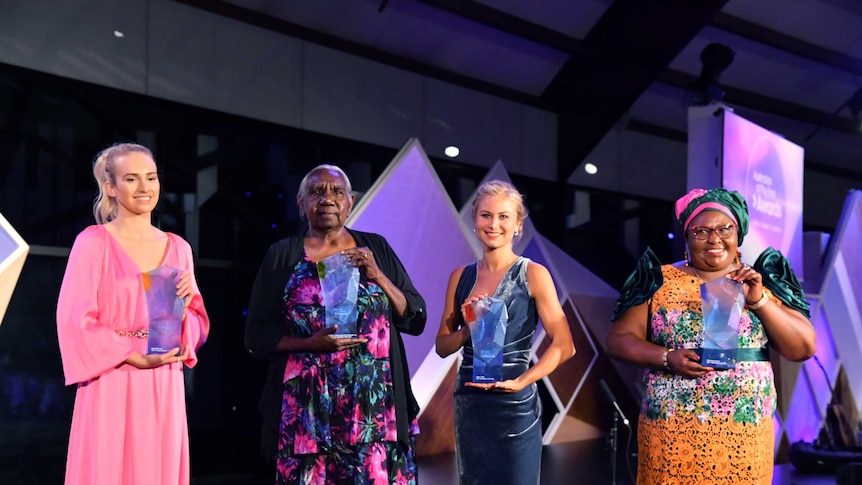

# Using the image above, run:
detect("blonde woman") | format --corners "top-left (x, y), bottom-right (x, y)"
top-left (57, 143), bottom-right (209, 485)
top-left (436, 180), bottom-right (575, 485)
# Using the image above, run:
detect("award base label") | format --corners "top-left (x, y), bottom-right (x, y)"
top-left (473, 343), bottom-right (504, 383)
top-left (696, 348), bottom-right (737, 370)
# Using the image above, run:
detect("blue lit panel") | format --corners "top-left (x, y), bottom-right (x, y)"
top-left (819, 191), bottom-right (862, 414)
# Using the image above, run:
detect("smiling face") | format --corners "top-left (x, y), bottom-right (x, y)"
top-left (685, 209), bottom-right (739, 271)
top-left (105, 151), bottom-right (160, 219)
top-left (474, 194), bottom-right (522, 250)
top-left (299, 168), bottom-right (354, 233)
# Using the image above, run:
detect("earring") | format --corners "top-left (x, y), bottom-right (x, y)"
top-left (684, 250), bottom-right (690, 266)
top-left (514, 231), bottom-right (519, 237)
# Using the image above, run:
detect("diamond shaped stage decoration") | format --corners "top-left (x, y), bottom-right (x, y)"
top-left (347, 138), bottom-right (475, 407)
top-left (0, 212), bottom-right (29, 327)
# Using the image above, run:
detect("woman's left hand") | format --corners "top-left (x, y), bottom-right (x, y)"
top-left (343, 246), bottom-right (411, 318)
top-left (730, 264), bottom-right (765, 305)
top-left (465, 379), bottom-right (524, 393)
top-left (343, 247), bottom-right (381, 280)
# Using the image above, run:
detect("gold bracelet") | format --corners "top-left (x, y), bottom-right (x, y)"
top-left (746, 291), bottom-right (770, 311)
top-left (662, 348), bottom-right (675, 371)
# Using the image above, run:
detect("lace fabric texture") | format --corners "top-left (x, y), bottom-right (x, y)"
top-left (637, 413), bottom-right (773, 485)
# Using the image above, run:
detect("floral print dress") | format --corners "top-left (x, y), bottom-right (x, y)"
top-left (613, 247), bottom-right (810, 485)
top-left (275, 253), bottom-right (419, 485)
top-left (637, 265), bottom-right (775, 484)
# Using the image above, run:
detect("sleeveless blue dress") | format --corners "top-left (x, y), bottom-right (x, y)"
top-left (454, 257), bottom-right (542, 485)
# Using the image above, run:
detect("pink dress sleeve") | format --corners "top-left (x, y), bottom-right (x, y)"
top-left (56, 226), bottom-right (135, 385)
top-left (170, 234), bottom-right (210, 368)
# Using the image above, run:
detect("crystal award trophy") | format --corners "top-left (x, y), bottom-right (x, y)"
top-left (317, 253), bottom-right (360, 338)
top-left (142, 265), bottom-right (184, 354)
top-left (467, 296), bottom-right (508, 383)
top-left (698, 277), bottom-right (744, 369)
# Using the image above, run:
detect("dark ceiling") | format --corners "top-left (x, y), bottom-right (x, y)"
top-left (178, 0), bottom-right (862, 186)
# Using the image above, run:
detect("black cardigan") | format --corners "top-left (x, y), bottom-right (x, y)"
top-left (244, 229), bottom-right (427, 459)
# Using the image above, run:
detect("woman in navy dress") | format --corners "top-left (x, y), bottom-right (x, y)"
top-left (435, 180), bottom-right (575, 485)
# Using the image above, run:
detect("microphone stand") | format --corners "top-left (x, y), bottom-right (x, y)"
top-left (600, 379), bottom-right (630, 485)
top-left (609, 409), bottom-right (620, 485)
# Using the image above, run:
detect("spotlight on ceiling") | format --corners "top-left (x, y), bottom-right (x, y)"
top-left (689, 43), bottom-right (735, 106)
top-left (444, 145), bottom-right (460, 158)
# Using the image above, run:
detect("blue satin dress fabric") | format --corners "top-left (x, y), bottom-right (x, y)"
top-left (454, 257), bottom-right (542, 485)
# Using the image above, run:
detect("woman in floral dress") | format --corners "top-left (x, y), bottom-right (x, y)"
top-left (245, 165), bottom-right (426, 484)
top-left (606, 188), bottom-right (815, 484)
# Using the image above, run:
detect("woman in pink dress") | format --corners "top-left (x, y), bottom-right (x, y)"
top-left (56, 143), bottom-right (210, 485)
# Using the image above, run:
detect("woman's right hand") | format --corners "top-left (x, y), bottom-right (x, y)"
top-left (665, 348), bottom-right (713, 378)
top-left (305, 326), bottom-right (367, 353)
top-left (125, 344), bottom-right (190, 369)
top-left (460, 294), bottom-right (486, 325)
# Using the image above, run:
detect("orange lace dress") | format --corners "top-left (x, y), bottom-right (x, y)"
top-left (637, 265), bottom-right (775, 485)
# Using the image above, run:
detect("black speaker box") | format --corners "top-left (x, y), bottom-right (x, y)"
top-left (837, 463), bottom-right (862, 485)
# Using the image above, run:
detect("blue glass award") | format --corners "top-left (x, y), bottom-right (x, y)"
top-left (317, 253), bottom-right (359, 338)
top-left (699, 277), bottom-right (744, 369)
top-left (142, 265), bottom-right (184, 354)
top-left (468, 296), bottom-right (508, 383)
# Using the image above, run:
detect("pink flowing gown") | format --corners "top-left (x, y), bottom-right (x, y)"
top-left (57, 225), bottom-right (210, 485)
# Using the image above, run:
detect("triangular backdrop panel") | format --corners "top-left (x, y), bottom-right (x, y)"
top-left (819, 190), bottom-right (862, 412)
top-left (347, 138), bottom-right (475, 403)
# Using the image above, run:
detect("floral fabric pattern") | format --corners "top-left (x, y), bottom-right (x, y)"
top-left (276, 254), bottom-right (418, 485)
top-left (637, 265), bottom-right (775, 485)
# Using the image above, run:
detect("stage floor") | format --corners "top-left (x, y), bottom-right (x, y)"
top-left (0, 435), bottom-right (840, 485)
top-left (418, 439), bottom-right (839, 485)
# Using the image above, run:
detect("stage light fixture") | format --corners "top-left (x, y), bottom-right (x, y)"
top-left (689, 43), bottom-right (735, 105)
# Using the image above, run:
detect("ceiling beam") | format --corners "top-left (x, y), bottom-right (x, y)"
top-left (546, 0), bottom-right (730, 183)
top-left (658, 69), bottom-right (861, 135)
top-left (626, 118), bottom-right (862, 181)
top-left (415, 0), bottom-right (595, 57)
top-left (711, 13), bottom-right (862, 76)
top-left (176, 0), bottom-right (546, 109)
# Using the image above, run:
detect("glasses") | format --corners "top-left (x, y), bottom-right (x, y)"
top-left (688, 223), bottom-right (736, 241)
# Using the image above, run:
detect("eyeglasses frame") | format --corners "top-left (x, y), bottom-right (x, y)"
top-left (687, 223), bottom-right (736, 241)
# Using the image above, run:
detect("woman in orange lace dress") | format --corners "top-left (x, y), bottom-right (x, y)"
top-left (606, 188), bottom-right (815, 484)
